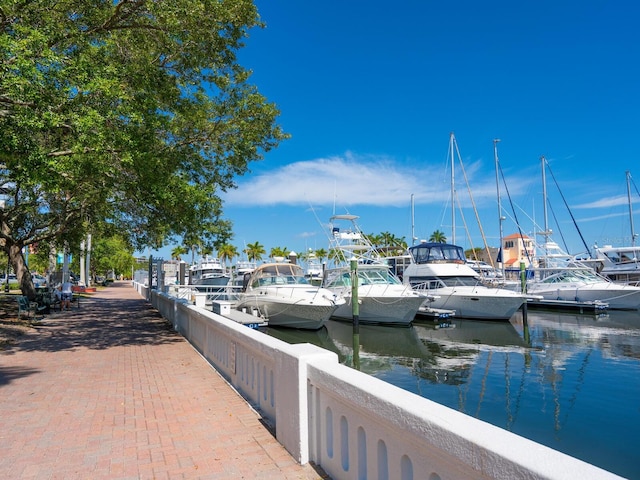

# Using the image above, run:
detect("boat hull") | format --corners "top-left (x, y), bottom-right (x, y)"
top-left (328, 286), bottom-right (425, 326)
top-left (330, 295), bottom-right (424, 325)
top-left (235, 294), bottom-right (338, 330)
top-left (525, 283), bottom-right (640, 310)
top-left (424, 286), bottom-right (525, 321)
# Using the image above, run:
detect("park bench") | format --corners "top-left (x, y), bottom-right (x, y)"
top-left (17, 295), bottom-right (40, 320)
top-left (33, 288), bottom-right (80, 312)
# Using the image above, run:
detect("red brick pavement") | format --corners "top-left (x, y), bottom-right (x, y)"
top-left (0, 281), bottom-right (328, 479)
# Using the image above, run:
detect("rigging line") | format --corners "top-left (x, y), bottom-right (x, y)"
top-left (546, 199), bottom-right (571, 254)
top-left (544, 158), bottom-right (591, 254)
top-left (498, 160), bottom-right (535, 266)
top-left (630, 171), bottom-right (640, 199)
top-left (454, 189), bottom-right (476, 254)
top-left (454, 139), bottom-right (491, 258)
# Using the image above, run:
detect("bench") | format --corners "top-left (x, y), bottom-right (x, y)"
top-left (33, 288), bottom-right (80, 312)
top-left (17, 295), bottom-right (40, 320)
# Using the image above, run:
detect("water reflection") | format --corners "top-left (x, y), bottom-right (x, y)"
top-left (262, 310), bottom-right (640, 479)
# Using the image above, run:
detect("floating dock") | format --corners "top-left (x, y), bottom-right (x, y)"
top-left (416, 307), bottom-right (456, 323)
top-left (212, 300), bottom-right (268, 328)
top-left (524, 297), bottom-right (609, 314)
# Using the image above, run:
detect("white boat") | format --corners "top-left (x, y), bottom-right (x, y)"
top-left (397, 242), bottom-right (528, 321)
top-left (188, 255), bottom-right (230, 286)
top-left (521, 240), bottom-right (640, 311)
top-left (304, 253), bottom-right (324, 285)
top-left (232, 259), bottom-right (257, 287)
top-left (235, 262), bottom-right (343, 330)
top-left (322, 214), bottom-right (427, 326)
top-left (592, 244), bottom-right (640, 284)
top-left (519, 164), bottom-right (640, 310)
top-left (591, 171), bottom-right (640, 284)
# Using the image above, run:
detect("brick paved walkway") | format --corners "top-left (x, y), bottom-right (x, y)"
top-left (0, 281), bottom-right (328, 479)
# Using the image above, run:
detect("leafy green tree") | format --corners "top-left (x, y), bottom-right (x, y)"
top-left (0, 1), bottom-right (287, 298)
top-left (91, 235), bottom-right (135, 280)
top-left (465, 247), bottom-right (483, 261)
top-left (269, 246), bottom-right (289, 260)
top-left (244, 242), bottom-right (265, 262)
top-left (429, 230), bottom-right (447, 243)
top-left (365, 233), bottom-right (382, 248)
top-left (218, 243), bottom-right (238, 267)
top-left (171, 246), bottom-right (189, 261)
top-left (328, 248), bottom-right (348, 266)
top-left (314, 248), bottom-right (328, 262)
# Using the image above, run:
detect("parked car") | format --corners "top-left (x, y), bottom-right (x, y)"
top-left (32, 274), bottom-right (47, 288)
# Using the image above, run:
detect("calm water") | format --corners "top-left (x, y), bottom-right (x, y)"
top-left (263, 309), bottom-right (640, 479)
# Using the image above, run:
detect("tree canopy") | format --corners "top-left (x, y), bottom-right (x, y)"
top-left (0, 0), bottom-right (287, 295)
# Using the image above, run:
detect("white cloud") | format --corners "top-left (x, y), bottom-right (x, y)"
top-left (223, 152), bottom-right (528, 209)
top-left (574, 195), bottom-right (632, 209)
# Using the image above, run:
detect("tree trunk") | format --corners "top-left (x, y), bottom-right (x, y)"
top-left (7, 242), bottom-right (36, 300)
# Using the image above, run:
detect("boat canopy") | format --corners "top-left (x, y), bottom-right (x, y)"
top-left (408, 242), bottom-right (466, 264)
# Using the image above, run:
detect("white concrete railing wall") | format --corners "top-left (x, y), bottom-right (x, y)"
top-left (137, 284), bottom-right (621, 480)
top-left (305, 359), bottom-right (619, 480)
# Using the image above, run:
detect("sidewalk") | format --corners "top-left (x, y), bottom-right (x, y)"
top-left (0, 282), bottom-right (328, 479)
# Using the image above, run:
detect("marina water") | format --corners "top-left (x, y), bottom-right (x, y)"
top-left (264, 309), bottom-right (640, 479)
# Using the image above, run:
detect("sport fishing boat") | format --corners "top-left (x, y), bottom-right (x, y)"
top-left (322, 214), bottom-right (427, 326)
top-left (521, 240), bottom-right (640, 311)
top-left (235, 262), bottom-right (343, 330)
top-left (591, 171), bottom-right (640, 285)
top-left (398, 242), bottom-right (528, 321)
top-left (188, 255), bottom-right (230, 286)
top-left (592, 244), bottom-right (640, 284)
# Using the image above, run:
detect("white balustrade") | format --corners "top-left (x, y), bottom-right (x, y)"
top-left (139, 284), bottom-right (621, 480)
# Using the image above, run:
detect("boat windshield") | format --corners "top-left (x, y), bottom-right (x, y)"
top-left (358, 267), bottom-right (401, 285)
top-left (201, 269), bottom-right (223, 275)
top-left (408, 275), bottom-right (481, 290)
top-left (409, 243), bottom-right (466, 264)
top-left (539, 268), bottom-right (601, 284)
top-left (603, 249), bottom-right (640, 264)
top-left (252, 264), bottom-right (310, 287)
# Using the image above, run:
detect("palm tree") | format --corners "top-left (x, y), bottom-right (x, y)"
top-left (218, 244), bottom-right (238, 268)
top-left (269, 246), bottom-right (288, 260)
top-left (429, 230), bottom-right (447, 243)
top-left (328, 247), bottom-right (347, 266)
top-left (171, 246), bottom-right (188, 261)
top-left (366, 233), bottom-right (382, 248)
top-left (314, 248), bottom-right (328, 262)
top-left (244, 241), bottom-right (265, 262)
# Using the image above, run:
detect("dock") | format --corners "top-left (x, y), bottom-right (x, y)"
top-left (525, 297), bottom-right (609, 313)
top-left (414, 306), bottom-right (456, 328)
top-left (212, 300), bottom-right (268, 328)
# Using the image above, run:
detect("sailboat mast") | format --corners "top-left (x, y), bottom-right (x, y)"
top-left (627, 171), bottom-right (636, 247)
top-left (450, 132), bottom-right (456, 244)
top-left (541, 156), bottom-right (550, 258)
top-left (411, 193), bottom-right (416, 246)
top-left (494, 139), bottom-right (505, 277)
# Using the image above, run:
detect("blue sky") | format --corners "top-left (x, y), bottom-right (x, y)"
top-left (150, 1), bottom-right (640, 262)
